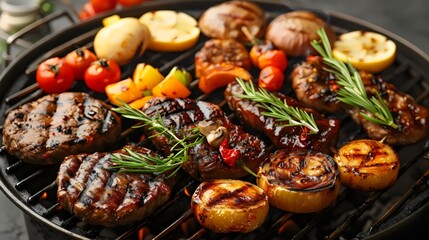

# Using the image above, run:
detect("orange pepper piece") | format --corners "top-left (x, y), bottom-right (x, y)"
top-left (129, 96), bottom-right (154, 109)
top-left (198, 64), bottom-right (252, 94)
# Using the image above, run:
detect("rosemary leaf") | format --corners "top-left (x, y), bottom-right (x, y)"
top-left (109, 103), bottom-right (205, 176)
top-left (234, 78), bottom-right (319, 134)
top-left (311, 28), bottom-right (398, 129)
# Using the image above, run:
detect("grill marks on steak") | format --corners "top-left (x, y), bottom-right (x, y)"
top-left (291, 57), bottom-right (429, 145)
top-left (347, 72), bottom-right (429, 145)
top-left (2, 93), bottom-right (121, 164)
top-left (225, 81), bottom-right (340, 154)
top-left (142, 97), bottom-right (269, 181)
top-left (57, 145), bottom-right (175, 227)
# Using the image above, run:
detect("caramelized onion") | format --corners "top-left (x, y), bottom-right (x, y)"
top-left (334, 139), bottom-right (399, 191)
top-left (257, 149), bottom-right (340, 213)
top-left (191, 179), bottom-right (269, 233)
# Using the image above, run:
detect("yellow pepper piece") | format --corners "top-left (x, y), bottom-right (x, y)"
top-left (105, 78), bottom-right (142, 106)
top-left (133, 63), bottom-right (165, 91)
top-left (152, 76), bottom-right (191, 98)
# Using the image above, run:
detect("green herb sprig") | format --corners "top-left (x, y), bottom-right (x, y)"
top-left (235, 78), bottom-right (319, 134)
top-left (109, 104), bottom-right (204, 177)
top-left (311, 28), bottom-right (398, 129)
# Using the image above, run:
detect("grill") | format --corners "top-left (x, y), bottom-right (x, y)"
top-left (1, 0), bottom-right (429, 239)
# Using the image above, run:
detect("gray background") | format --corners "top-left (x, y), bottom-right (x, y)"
top-left (0, 0), bottom-right (428, 239)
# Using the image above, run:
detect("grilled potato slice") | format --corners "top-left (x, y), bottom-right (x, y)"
top-left (191, 179), bottom-right (269, 233)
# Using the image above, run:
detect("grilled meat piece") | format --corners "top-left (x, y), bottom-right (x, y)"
top-left (198, 0), bottom-right (266, 44)
top-left (142, 97), bottom-right (269, 181)
top-left (346, 72), bottom-right (429, 145)
top-left (290, 56), bottom-right (342, 113)
top-left (2, 92), bottom-right (121, 165)
top-left (225, 81), bottom-right (340, 154)
top-left (194, 38), bottom-right (252, 78)
top-left (57, 145), bottom-right (176, 227)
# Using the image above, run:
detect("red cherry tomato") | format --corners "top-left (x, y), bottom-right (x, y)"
top-left (36, 57), bottom-right (75, 94)
top-left (258, 66), bottom-right (284, 91)
top-left (118, 0), bottom-right (145, 7)
top-left (78, 2), bottom-right (96, 20)
top-left (249, 40), bottom-right (275, 67)
top-left (84, 59), bottom-right (121, 93)
top-left (64, 47), bottom-right (97, 80)
top-left (258, 49), bottom-right (288, 72)
top-left (90, 0), bottom-right (117, 13)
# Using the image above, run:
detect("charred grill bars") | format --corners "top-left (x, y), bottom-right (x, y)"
top-left (1, 1), bottom-right (429, 239)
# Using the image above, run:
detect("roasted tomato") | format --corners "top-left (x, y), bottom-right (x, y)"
top-left (84, 59), bottom-right (121, 93)
top-left (258, 49), bottom-right (288, 71)
top-left (36, 57), bottom-right (75, 94)
top-left (249, 40), bottom-right (275, 67)
top-left (64, 47), bottom-right (97, 80)
top-left (90, 0), bottom-right (117, 13)
top-left (78, 2), bottom-right (96, 20)
top-left (258, 66), bottom-right (284, 91)
top-left (118, 0), bottom-right (145, 7)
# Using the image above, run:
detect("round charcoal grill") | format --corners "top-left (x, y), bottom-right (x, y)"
top-left (1, 0), bottom-right (429, 239)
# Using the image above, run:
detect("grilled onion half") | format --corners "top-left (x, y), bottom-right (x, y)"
top-left (334, 139), bottom-right (399, 191)
top-left (257, 150), bottom-right (340, 213)
top-left (191, 179), bottom-right (269, 233)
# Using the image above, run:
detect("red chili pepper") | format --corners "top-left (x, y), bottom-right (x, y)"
top-left (219, 139), bottom-right (241, 168)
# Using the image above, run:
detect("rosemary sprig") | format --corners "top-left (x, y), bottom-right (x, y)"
top-left (109, 104), bottom-right (204, 177)
top-left (311, 28), bottom-right (398, 129)
top-left (235, 78), bottom-right (319, 134)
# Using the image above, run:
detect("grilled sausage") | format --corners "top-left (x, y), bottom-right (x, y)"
top-left (225, 81), bottom-right (340, 154)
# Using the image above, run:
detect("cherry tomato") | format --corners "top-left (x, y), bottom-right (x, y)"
top-left (258, 66), bottom-right (284, 91)
top-left (84, 59), bottom-right (121, 93)
top-left (118, 0), bottom-right (145, 7)
top-left (258, 49), bottom-right (288, 72)
top-left (90, 0), bottom-right (117, 13)
top-left (78, 2), bottom-right (96, 20)
top-left (249, 40), bottom-right (275, 67)
top-left (36, 57), bottom-right (75, 94)
top-left (64, 47), bottom-right (97, 80)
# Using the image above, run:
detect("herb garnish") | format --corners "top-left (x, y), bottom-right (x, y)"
top-left (311, 28), bottom-right (398, 129)
top-left (235, 78), bottom-right (319, 134)
top-left (109, 104), bottom-right (204, 178)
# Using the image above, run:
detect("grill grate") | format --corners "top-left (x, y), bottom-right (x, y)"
top-left (1, 1), bottom-right (429, 239)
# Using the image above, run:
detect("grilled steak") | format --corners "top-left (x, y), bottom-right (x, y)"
top-left (56, 145), bottom-right (176, 227)
top-left (290, 56), bottom-right (342, 113)
top-left (2, 92), bottom-right (121, 165)
top-left (142, 97), bottom-right (269, 181)
top-left (225, 81), bottom-right (340, 154)
top-left (346, 72), bottom-right (429, 145)
top-left (194, 38), bottom-right (252, 78)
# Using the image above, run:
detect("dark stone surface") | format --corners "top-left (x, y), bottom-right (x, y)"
top-left (0, 1), bottom-right (428, 240)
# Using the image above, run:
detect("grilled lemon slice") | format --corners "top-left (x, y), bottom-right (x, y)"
top-left (332, 30), bottom-right (396, 73)
top-left (139, 10), bottom-right (200, 52)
